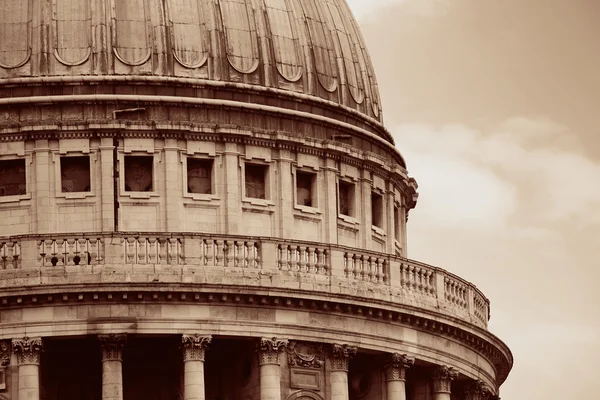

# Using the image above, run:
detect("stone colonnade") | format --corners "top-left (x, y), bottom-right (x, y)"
top-left (7, 335), bottom-right (495, 400)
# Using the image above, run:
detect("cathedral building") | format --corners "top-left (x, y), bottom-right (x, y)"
top-left (0, 0), bottom-right (512, 399)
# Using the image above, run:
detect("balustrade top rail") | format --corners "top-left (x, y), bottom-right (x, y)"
top-left (0, 232), bottom-right (490, 329)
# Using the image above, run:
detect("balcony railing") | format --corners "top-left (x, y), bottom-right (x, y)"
top-left (0, 232), bottom-right (490, 329)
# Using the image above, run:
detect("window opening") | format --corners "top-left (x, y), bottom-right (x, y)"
top-left (124, 156), bottom-right (153, 192)
top-left (245, 163), bottom-right (268, 199)
top-left (338, 180), bottom-right (355, 217)
top-left (371, 192), bottom-right (383, 229)
top-left (61, 156), bottom-right (91, 192)
top-left (187, 158), bottom-right (213, 194)
top-left (296, 171), bottom-right (316, 207)
top-left (0, 159), bottom-right (26, 196)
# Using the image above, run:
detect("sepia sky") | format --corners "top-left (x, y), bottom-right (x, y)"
top-left (347, 0), bottom-right (600, 398)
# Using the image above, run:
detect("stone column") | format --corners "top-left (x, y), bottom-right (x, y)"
top-left (431, 366), bottom-right (458, 400)
top-left (182, 334), bottom-right (212, 400)
top-left (99, 334), bottom-right (126, 400)
top-left (258, 337), bottom-right (288, 400)
top-left (463, 380), bottom-right (492, 400)
top-left (384, 353), bottom-right (414, 400)
top-left (12, 337), bottom-right (43, 400)
top-left (330, 344), bottom-right (357, 400)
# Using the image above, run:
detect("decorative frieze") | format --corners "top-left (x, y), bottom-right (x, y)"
top-left (287, 341), bottom-right (324, 369)
top-left (431, 365), bottom-right (458, 394)
top-left (258, 337), bottom-right (288, 365)
top-left (384, 353), bottom-right (414, 382)
top-left (182, 334), bottom-right (212, 362)
top-left (0, 341), bottom-right (10, 367)
top-left (11, 337), bottom-right (43, 365)
top-left (330, 344), bottom-right (357, 371)
top-left (98, 334), bottom-right (126, 362)
top-left (464, 380), bottom-right (491, 400)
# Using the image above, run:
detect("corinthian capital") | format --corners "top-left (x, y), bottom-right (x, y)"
top-left (258, 337), bottom-right (288, 366)
top-left (464, 380), bottom-right (491, 400)
top-left (431, 365), bottom-right (458, 394)
top-left (12, 337), bottom-right (43, 365)
top-left (98, 334), bottom-right (127, 362)
top-left (182, 334), bottom-right (212, 362)
top-left (330, 344), bottom-right (357, 372)
top-left (384, 353), bottom-right (414, 381)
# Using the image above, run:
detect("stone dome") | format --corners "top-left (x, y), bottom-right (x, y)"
top-left (0, 0), bottom-right (384, 131)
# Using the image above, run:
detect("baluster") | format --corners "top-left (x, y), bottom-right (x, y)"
top-left (225, 240), bottom-right (234, 267)
top-left (287, 246), bottom-right (296, 271)
top-left (125, 238), bottom-right (135, 264)
top-left (167, 238), bottom-right (177, 265)
top-left (43, 240), bottom-right (54, 267)
top-left (214, 240), bottom-right (224, 266)
top-left (254, 242), bottom-right (261, 268)
top-left (298, 247), bottom-right (307, 272)
top-left (76, 239), bottom-right (87, 265)
top-left (203, 239), bottom-right (212, 266)
top-left (236, 241), bottom-right (245, 268)
top-left (4, 243), bottom-right (13, 269)
top-left (88, 239), bottom-right (98, 265)
top-left (147, 238), bottom-right (157, 264)
top-left (276, 244), bottom-right (284, 270)
top-left (376, 258), bottom-right (384, 283)
top-left (64, 239), bottom-right (75, 266)
top-left (37, 240), bottom-right (44, 267)
top-left (245, 241), bottom-right (254, 268)
top-left (137, 238), bottom-right (146, 264)
top-left (55, 239), bottom-right (65, 267)
top-left (307, 247), bottom-right (316, 274)
top-left (313, 248), bottom-right (322, 275)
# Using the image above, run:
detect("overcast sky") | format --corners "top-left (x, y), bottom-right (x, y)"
top-left (346, 0), bottom-right (600, 398)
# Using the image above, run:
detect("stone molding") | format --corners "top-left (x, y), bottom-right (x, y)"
top-left (258, 337), bottom-right (288, 366)
top-left (464, 380), bottom-right (492, 400)
top-left (330, 344), bottom-right (357, 372)
top-left (431, 365), bottom-right (458, 394)
top-left (12, 337), bottom-right (43, 365)
top-left (98, 334), bottom-right (127, 362)
top-left (286, 341), bottom-right (324, 369)
top-left (384, 353), bottom-right (414, 382)
top-left (182, 334), bottom-right (212, 362)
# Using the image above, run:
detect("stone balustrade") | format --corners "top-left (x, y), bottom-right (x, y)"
top-left (0, 232), bottom-right (490, 329)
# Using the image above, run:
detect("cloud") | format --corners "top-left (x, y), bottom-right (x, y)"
top-left (392, 117), bottom-right (600, 231)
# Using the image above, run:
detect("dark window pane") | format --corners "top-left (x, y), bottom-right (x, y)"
top-left (0, 159), bottom-right (26, 196)
top-left (245, 164), bottom-right (267, 199)
top-left (125, 156), bottom-right (153, 192)
top-left (187, 158), bottom-right (213, 194)
top-left (61, 156), bottom-right (91, 193)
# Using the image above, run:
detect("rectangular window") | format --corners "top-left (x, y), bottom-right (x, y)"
top-left (296, 170), bottom-right (317, 208)
top-left (60, 156), bottom-right (91, 193)
top-left (124, 156), bottom-right (153, 192)
top-left (0, 159), bottom-right (26, 196)
top-left (338, 180), bottom-right (355, 217)
top-left (371, 192), bottom-right (383, 228)
top-left (245, 163), bottom-right (268, 199)
top-left (187, 158), bottom-right (213, 194)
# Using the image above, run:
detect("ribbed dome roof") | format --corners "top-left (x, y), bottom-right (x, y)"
top-left (0, 0), bottom-right (383, 123)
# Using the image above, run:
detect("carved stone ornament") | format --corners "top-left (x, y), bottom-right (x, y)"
top-left (464, 380), bottom-right (491, 400)
top-left (384, 353), bottom-right (414, 382)
top-left (12, 337), bottom-right (43, 366)
top-left (98, 334), bottom-right (126, 362)
top-left (330, 344), bottom-right (357, 372)
top-left (0, 341), bottom-right (10, 366)
top-left (287, 341), bottom-right (325, 369)
top-left (431, 365), bottom-right (458, 394)
top-left (182, 334), bottom-right (212, 362)
top-left (258, 337), bottom-right (288, 366)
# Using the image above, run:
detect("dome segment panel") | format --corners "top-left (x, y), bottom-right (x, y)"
top-left (219, 0), bottom-right (260, 74)
top-left (325, 0), bottom-right (364, 104)
top-left (53, 0), bottom-right (92, 66)
top-left (0, 0), bottom-right (31, 69)
top-left (111, 0), bottom-right (152, 66)
top-left (299, 0), bottom-right (338, 93)
top-left (264, 0), bottom-right (303, 82)
top-left (167, 0), bottom-right (209, 68)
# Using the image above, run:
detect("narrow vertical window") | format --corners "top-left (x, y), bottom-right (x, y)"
top-left (0, 159), bottom-right (26, 196)
top-left (245, 163), bottom-right (268, 199)
top-left (124, 156), bottom-right (153, 192)
top-left (60, 156), bottom-right (91, 192)
top-left (338, 180), bottom-right (355, 217)
top-left (371, 192), bottom-right (383, 229)
top-left (296, 170), bottom-right (317, 208)
top-left (187, 158), bottom-right (213, 194)
top-left (394, 205), bottom-right (401, 241)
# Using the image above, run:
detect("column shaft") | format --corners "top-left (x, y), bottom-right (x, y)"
top-left (102, 360), bottom-right (123, 400)
top-left (387, 380), bottom-right (406, 400)
top-left (258, 338), bottom-right (288, 400)
top-left (184, 360), bottom-right (205, 400)
top-left (432, 393), bottom-right (451, 400)
top-left (330, 370), bottom-right (349, 400)
top-left (18, 364), bottom-right (39, 400)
